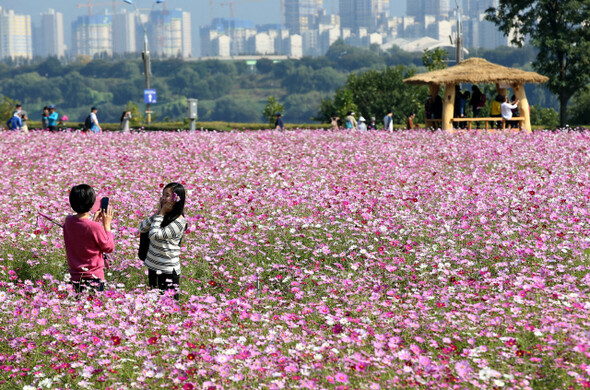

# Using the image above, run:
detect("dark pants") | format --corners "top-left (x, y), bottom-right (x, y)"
top-left (72, 278), bottom-right (105, 293)
top-left (148, 269), bottom-right (180, 300)
top-left (472, 107), bottom-right (481, 128)
top-left (48, 125), bottom-right (57, 132)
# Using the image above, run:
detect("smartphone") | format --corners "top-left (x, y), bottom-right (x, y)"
top-left (100, 197), bottom-right (109, 212)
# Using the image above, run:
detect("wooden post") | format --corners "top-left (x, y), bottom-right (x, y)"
top-left (429, 84), bottom-right (440, 97)
top-left (442, 83), bottom-right (455, 130)
top-left (512, 83), bottom-right (531, 133)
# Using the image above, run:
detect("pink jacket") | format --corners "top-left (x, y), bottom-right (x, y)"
top-left (63, 215), bottom-right (114, 281)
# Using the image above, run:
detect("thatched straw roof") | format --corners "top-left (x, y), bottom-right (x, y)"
top-left (403, 57), bottom-right (549, 86)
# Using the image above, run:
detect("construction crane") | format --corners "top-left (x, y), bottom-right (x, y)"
top-left (77, 0), bottom-right (117, 16)
top-left (219, 0), bottom-right (263, 20)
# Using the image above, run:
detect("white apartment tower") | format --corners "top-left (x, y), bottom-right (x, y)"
top-left (112, 10), bottom-right (136, 54)
top-left (0, 7), bottom-right (33, 60)
top-left (38, 9), bottom-right (65, 58)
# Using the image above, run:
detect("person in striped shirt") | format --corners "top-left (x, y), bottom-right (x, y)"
top-left (139, 182), bottom-right (187, 299)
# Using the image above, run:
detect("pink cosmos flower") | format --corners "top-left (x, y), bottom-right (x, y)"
top-left (335, 372), bottom-right (348, 383)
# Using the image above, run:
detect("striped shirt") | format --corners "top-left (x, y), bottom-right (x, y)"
top-left (139, 215), bottom-right (186, 275)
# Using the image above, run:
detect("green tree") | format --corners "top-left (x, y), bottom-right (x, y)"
top-left (262, 96), bottom-right (285, 125)
top-left (567, 87), bottom-right (590, 126)
top-left (0, 95), bottom-right (18, 122)
top-left (422, 48), bottom-right (448, 71)
top-left (317, 66), bottom-right (428, 124)
top-left (486, 1), bottom-right (590, 126)
top-left (316, 88), bottom-right (358, 123)
top-left (124, 101), bottom-right (144, 126)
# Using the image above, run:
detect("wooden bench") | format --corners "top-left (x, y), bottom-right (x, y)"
top-left (426, 117), bottom-right (525, 130)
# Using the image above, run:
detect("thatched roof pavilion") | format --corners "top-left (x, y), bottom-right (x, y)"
top-left (403, 57), bottom-right (549, 132)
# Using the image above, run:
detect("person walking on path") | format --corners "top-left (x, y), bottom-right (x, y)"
top-left (15, 104), bottom-right (28, 133)
top-left (274, 112), bottom-right (284, 131)
top-left (47, 105), bottom-right (59, 132)
top-left (383, 110), bottom-right (393, 131)
top-left (88, 107), bottom-right (102, 133)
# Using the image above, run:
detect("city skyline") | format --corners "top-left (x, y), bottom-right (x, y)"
top-left (0, 1), bottom-right (508, 60)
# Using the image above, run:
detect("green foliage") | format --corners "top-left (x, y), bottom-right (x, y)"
top-left (486, 0), bottom-right (590, 126)
top-left (568, 87), bottom-right (590, 126)
top-left (0, 95), bottom-right (18, 122)
top-left (316, 66), bottom-right (428, 124)
top-left (316, 89), bottom-right (358, 123)
top-left (530, 105), bottom-right (559, 128)
top-left (124, 101), bottom-right (144, 126)
top-left (422, 48), bottom-right (448, 71)
top-left (0, 44), bottom-right (565, 125)
top-left (262, 96), bottom-right (285, 125)
top-left (211, 96), bottom-right (262, 123)
top-left (325, 39), bottom-right (385, 71)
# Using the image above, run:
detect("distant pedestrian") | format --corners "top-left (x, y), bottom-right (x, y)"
top-left (470, 85), bottom-right (485, 128)
top-left (368, 117), bottom-right (377, 131)
top-left (406, 112), bottom-right (416, 130)
top-left (330, 114), bottom-right (339, 130)
top-left (274, 112), bottom-right (284, 131)
top-left (358, 116), bottom-right (367, 131)
top-left (383, 110), bottom-right (393, 131)
top-left (47, 105), bottom-right (59, 132)
top-left (345, 111), bottom-right (357, 130)
top-left (509, 95), bottom-right (521, 129)
top-left (86, 107), bottom-right (102, 133)
top-left (120, 111), bottom-right (132, 132)
top-left (501, 95), bottom-right (519, 129)
top-left (6, 112), bottom-right (22, 130)
top-left (491, 95), bottom-right (503, 128)
top-left (433, 96), bottom-right (443, 127)
top-left (41, 106), bottom-right (49, 130)
top-left (15, 104), bottom-right (28, 133)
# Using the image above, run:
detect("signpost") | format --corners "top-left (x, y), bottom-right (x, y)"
top-left (144, 89), bottom-right (157, 104)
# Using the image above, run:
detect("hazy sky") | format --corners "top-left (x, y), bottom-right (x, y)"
top-left (0, 0), bottom-right (407, 28)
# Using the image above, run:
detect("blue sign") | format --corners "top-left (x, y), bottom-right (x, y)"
top-left (144, 89), bottom-right (157, 104)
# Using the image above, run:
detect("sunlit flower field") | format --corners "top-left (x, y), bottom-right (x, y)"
top-left (0, 129), bottom-right (589, 390)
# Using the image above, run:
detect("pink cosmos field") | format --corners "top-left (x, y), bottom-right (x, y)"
top-left (0, 129), bottom-right (589, 390)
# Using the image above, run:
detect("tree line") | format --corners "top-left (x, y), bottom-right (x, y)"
top-left (0, 38), bottom-right (582, 126)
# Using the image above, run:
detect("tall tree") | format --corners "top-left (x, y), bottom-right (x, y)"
top-left (486, 1), bottom-right (590, 126)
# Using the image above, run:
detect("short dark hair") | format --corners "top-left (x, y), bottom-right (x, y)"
top-left (15, 104), bottom-right (22, 108)
top-left (69, 184), bottom-right (96, 213)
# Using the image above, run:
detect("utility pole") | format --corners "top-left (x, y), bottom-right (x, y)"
top-left (455, 0), bottom-right (463, 63)
top-left (123, 0), bottom-right (165, 124)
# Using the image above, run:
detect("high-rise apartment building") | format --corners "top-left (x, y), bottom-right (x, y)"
top-left (340, 0), bottom-right (389, 32)
top-left (0, 6), bottom-right (33, 60)
top-left (36, 9), bottom-right (65, 58)
top-left (284, 0), bottom-right (323, 35)
top-left (112, 10), bottom-right (136, 54)
top-left (148, 9), bottom-right (191, 57)
top-left (71, 14), bottom-right (113, 57)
